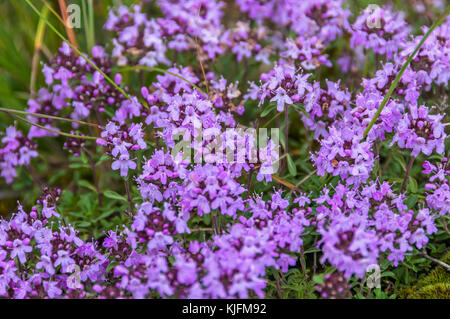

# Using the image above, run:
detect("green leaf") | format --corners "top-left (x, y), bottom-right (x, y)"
top-left (76, 221), bottom-right (92, 227)
top-left (78, 180), bottom-right (97, 193)
top-left (304, 247), bottom-right (321, 254)
top-left (292, 104), bottom-right (308, 116)
top-left (260, 104), bottom-right (276, 117)
top-left (287, 154), bottom-right (297, 177)
top-left (312, 274), bottom-right (325, 285)
top-left (95, 210), bottom-right (116, 222)
top-left (381, 271), bottom-right (396, 279)
top-left (106, 261), bottom-right (119, 273)
top-left (103, 190), bottom-right (127, 202)
top-left (408, 176), bottom-right (418, 193)
top-left (393, 154), bottom-right (406, 171)
top-left (405, 194), bottom-right (418, 209)
top-left (96, 153), bottom-right (110, 165)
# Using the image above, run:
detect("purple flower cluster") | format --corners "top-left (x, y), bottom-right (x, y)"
top-left (361, 17), bottom-right (450, 106)
top-left (236, 0), bottom-right (350, 44)
top-left (106, 1), bottom-right (227, 66)
top-left (34, 43), bottom-right (125, 124)
top-left (302, 80), bottom-right (351, 138)
top-left (137, 149), bottom-right (186, 203)
top-left (158, 0), bottom-right (226, 60)
top-left (227, 21), bottom-right (272, 64)
top-left (180, 164), bottom-right (246, 218)
top-left (314, 182), bottom-right (437, 277)
top-left (312, 122), bottom-right (375, 186)
top-left (391, 104), bottom-right (446, 157)
top-left (281, 35), bottom-right (331, 70)
top-left (105, 4), bottom-right (169, 67)
top-left (399, 17), bottom-right (450, 89)
top-left (353, 87), bottom-right (406, 143)
top-left (210, 76), bottom-right (245, 115)
top-left (105, 190), bottom-right (310, 298)
top-left (0, 126), bottom-right (38, 183)
top-left (350, 6), bottom-right (410, 59)
top-left (0, 201), bottom-right (107, 298)
top-left (98, 121), bottom-right (147, 177)
top-left (422, 158), bottom-right (450, 216)
top-left (250, 63), bottom-right (311, 112)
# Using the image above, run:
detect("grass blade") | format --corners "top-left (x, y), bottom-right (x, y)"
top-left (30, 6), bottom-right (49, 94)
top-left (0, 107), bottom-right (100, 127)
top-left (5, 112), bottom-right (98, 140)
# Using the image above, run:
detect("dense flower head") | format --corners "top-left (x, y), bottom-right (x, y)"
top-left (281, 35), bottom-right (331, 70)
top-left (137, 149), bottom-right (187, 203)
top-left (361, 61), bottom-right (421, 105)
top-left (312, 121), bottom-right (375, 186)
top-left (0, 126), bottom-right (38, 184)
top-left (350, 6), bottom-right (410, 59)
top-left (157, 0), bottom-right (227, 60)
top-left (227, 21), bottom-right (272, 64)
top-left (179, 163), bottom-right (247, 218)
top-left (422, 158), bottom-right (450, 216)
top-left (319, 213), bottom-right (380, 278)
top-left (98, 121), bottom-right (147, 177)
top-left (358, 17), bottom-right (450, 108)
top-left (289, 0), bottom-right (351, 43)
top-left (390, 104), bottom-right (446, 157)
top-left (235, 0), bottom-right (275, 22)
top-left (315, 181), bottom-right (438, 277)
top-left (210, 76), bottom-right (245, 115)
top-left (131, 201), bottom-right (190, 247)
top-left (0, 203), bottom-right (107, 298)
top-left (105, 4), bottom-right (169, 67)
top-left (26, 88), bottom-right (66, 139)
top-left (302, 80), bottom-right (351, 139)
top-left (399, 17), bottom-right (450, 89)
top-left (35, 43), bottom-right (127, 124)
top-left (236, 0), bottom-right (350, 44)
top-left (352, 89), bottom-right (405, 142)
top-left (249, 62), bottom-right (312, 112)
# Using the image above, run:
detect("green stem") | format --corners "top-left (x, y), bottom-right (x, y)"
top-left (284, 105), bottom-right (289, 172)
top-left (124, 180), bottom-right (134, 215)
top-left (363, 11), bottom-right (449, 140)
top-left (5, 112), bottom-right (98, 140)
top-left (400, 156), bottom-right (415, 193)
top-left (296, 169), bottom-right (317, 188)
top-left (0, 107), bottom-right (100, 127)
top-left (88, 0), bottom-right (95, 50)
top-left (81, 0), bottom-right (90, 49)
top-left (263, 110), bottom-right (284, 128)
top-left (25, 0), bottom-right (132, 102)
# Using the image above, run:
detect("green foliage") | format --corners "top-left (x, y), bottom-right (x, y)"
top-left (398, 253), bottom-right (450, 299)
